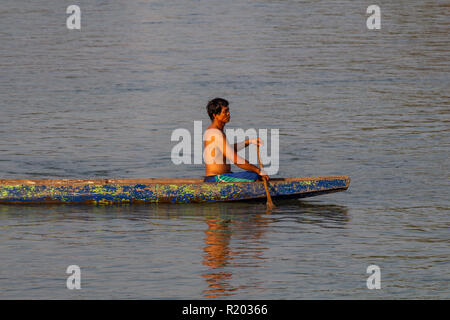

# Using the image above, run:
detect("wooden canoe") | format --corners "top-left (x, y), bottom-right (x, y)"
top-left (0, 176), bottom-right (350, 205)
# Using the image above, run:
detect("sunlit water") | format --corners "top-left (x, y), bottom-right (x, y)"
top-left (0, 0), bottom-right (448, 299)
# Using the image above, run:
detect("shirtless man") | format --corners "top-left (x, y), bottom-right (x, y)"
top-left (203, 98), bottom-right (269, 183)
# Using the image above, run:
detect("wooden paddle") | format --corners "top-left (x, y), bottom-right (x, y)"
top-left (257, 143), bottom-right (275, 210)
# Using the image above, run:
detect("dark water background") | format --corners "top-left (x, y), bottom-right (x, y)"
top-left (0, 0), bottom-right (448, 299)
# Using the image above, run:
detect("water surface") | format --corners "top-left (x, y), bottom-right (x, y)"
top-left (0, 0), bottom-right (448, 299)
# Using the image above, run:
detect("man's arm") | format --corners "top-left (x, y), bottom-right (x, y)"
top-left (204, 129), bottom-right (268, 179)
top-left (221, 135), bottom-right (265, 176)
top-left (233, 138), bottom-right (263, 152)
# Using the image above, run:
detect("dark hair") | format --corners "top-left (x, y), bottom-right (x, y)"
top-left (206, 98), bottom-right (229, 120)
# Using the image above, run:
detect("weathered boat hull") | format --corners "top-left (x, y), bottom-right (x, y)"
top-left (0, 176), bottom-right (350, 205)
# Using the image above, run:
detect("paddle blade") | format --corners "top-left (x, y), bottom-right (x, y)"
top-left (266, 200), bottom-right (276, 211)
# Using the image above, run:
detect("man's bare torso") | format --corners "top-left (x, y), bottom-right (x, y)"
top-left (204, 126), bottom-right (231, 176)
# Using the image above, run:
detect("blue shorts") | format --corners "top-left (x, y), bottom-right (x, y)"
top-left (204, 171), bottom-right (260, 182)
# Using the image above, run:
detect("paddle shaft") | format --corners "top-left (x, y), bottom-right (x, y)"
top-left (256, 144), bottom-right (275, 209)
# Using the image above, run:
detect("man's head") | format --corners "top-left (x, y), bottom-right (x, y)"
top-left (206, 98), bottom-right (230, 123)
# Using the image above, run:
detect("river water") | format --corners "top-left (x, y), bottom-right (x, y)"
top-left (0, 0), bottom-right (448, 299)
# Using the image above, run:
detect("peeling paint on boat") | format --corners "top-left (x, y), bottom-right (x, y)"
top-left (0, 176), bottom-right (350, 205)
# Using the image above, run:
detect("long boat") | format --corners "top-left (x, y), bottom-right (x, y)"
top-left (0, 176), bottom-right (350, 205)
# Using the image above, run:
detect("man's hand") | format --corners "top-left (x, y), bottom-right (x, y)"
top-left (258, 169), bottom-right (269, 181)
top-left (248, 137), bottom-right (264, 147)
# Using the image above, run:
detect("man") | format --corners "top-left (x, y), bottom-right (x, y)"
top-left (203, 98), bottom-right (269, 182)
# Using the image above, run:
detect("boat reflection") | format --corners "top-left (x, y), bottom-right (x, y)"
top-left (0, 199), bottom-right (348, 298)
top-left (269, 199), bottom-right (350, 229)
top-left (194, 200), bottom-right (348, 298)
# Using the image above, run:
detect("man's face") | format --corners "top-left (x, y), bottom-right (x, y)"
top-left (215, 106), bottom-right (230, 123)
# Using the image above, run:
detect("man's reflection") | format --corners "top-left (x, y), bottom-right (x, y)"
top-left (201, 212), bottom-right (270, 298)
top-left (202, 217), bottom-right (233, 297)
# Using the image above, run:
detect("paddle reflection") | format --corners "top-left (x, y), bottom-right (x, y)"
top-left (198, 201), bottom-right (348, 297)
